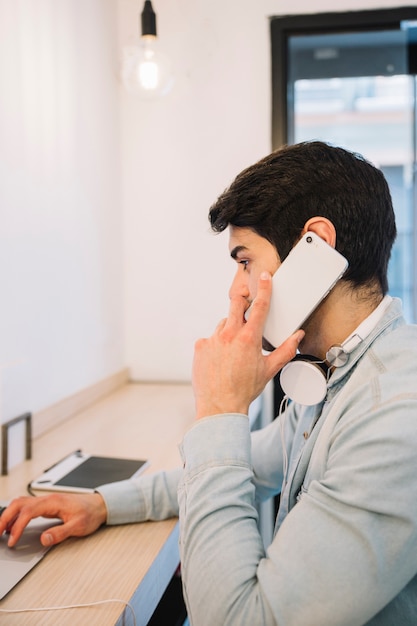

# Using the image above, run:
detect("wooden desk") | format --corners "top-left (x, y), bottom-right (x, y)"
top-left (0, 382), bottom-right (195, 625)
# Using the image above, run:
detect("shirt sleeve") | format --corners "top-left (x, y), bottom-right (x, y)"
top-left (97, 467), bottom-right (182, 525)
top-left (250, 407), bottom-right (294, 503)
top-left (178, 414), bottom-right (276, 626)
top-left (177, 399), bottom-right (417, 626)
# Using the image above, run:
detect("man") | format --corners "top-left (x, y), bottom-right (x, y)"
top-left (2, 141), bottom-right (417, 625)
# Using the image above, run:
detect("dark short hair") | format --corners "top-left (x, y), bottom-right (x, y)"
top-left (209, 141), bottom-right (396, 294)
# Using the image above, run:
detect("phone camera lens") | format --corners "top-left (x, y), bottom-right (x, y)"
top-left (306, 235), bottom-right (313, 243)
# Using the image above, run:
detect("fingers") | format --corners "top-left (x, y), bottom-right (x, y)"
top-left (265, 329), bottom-right (305, 379)
top-left (214, 317), bottom-right (228, 333)
top-left (1, 496), bottom-right (58, 547)
top-left (40, 522), bottom-right (73, 547)
top-left (3, 493), bottom-right (107, 548)
top-left (232, 271), bottom-right (272, 337)
top-left (225, 271), bottom-right (272, 334)
top-left (248, 271), bottom-right (272, 322)
top-left (191, 270), bottom-right (305, 419)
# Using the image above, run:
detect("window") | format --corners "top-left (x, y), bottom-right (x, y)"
top-left (271, 8), bottom-right (417, 322)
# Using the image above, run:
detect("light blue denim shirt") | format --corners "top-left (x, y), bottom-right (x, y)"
top-left (99, 298), bottom-right (417, 625)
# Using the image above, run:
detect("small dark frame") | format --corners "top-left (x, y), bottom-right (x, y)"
top-left (1, 412), bottom-right (32, 475)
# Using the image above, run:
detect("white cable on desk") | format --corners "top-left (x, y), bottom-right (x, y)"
top-left (0, 598), bottom-right (136, 625)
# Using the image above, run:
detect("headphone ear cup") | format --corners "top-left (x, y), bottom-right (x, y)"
top-left (280, 357), bottom-right (328, 406)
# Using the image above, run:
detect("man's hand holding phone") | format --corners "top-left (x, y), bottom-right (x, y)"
top-left (192, 271), bottom-right (304, 420)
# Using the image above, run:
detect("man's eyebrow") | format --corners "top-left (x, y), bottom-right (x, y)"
top-left (230, 245), bottom-right (248, 260)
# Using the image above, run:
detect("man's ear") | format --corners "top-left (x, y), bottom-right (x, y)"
top-left (302, 217), bottom-right (337, 247)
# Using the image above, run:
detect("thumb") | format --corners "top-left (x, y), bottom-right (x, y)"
top-left (266, 329), bottom-right (305, 377)
top-left (41, 523), bottom-right (70, 546)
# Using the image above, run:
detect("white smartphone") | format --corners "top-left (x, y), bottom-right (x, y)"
top-left (257, 232), bottom-right (348, 348)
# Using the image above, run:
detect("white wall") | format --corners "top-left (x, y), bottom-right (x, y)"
top-left (0, 0), bottom-right (124, 443)
top-left (120, 0), bottom-right (413, 382)
top-left (1, 0), bottom-right (412, 450)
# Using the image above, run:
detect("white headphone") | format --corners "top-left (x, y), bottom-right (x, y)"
top-left (279, 296), bottom-right (391, 406)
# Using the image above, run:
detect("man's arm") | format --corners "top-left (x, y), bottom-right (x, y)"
top-left (0, 467), bottom-right (182, 546)
top-left (178, 397), bottom-right (417, 626)
top-left (97, 467), bottom-right (182, 524)
top-left (182, 272), bottom-right (417, 624)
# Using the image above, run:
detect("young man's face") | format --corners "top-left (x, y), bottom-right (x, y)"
top-left (228, 226), bottom-right (280, 308)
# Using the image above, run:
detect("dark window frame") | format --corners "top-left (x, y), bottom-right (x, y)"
top-left (270, 7), bottom-right (417, 149)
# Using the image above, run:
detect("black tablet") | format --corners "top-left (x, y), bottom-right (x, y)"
top-left (30, 451), bottom-right (149, 493)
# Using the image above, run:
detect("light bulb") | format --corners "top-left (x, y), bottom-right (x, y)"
top-left (122, 2), bottom-right (173, 99)
top-left (122, 35), bottom-right (173, 98)
top-left (139, 46), bottom-right (158, 90)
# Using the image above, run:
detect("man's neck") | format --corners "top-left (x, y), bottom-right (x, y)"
top-left (299, 283), bottom-right (384, 360)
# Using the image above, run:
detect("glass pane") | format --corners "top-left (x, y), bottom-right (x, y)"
top-left (290, 73), bottom-right (416, 322)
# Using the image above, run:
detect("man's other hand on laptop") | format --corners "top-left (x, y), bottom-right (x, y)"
top-left (0, 493), bottom-right (107, 547)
